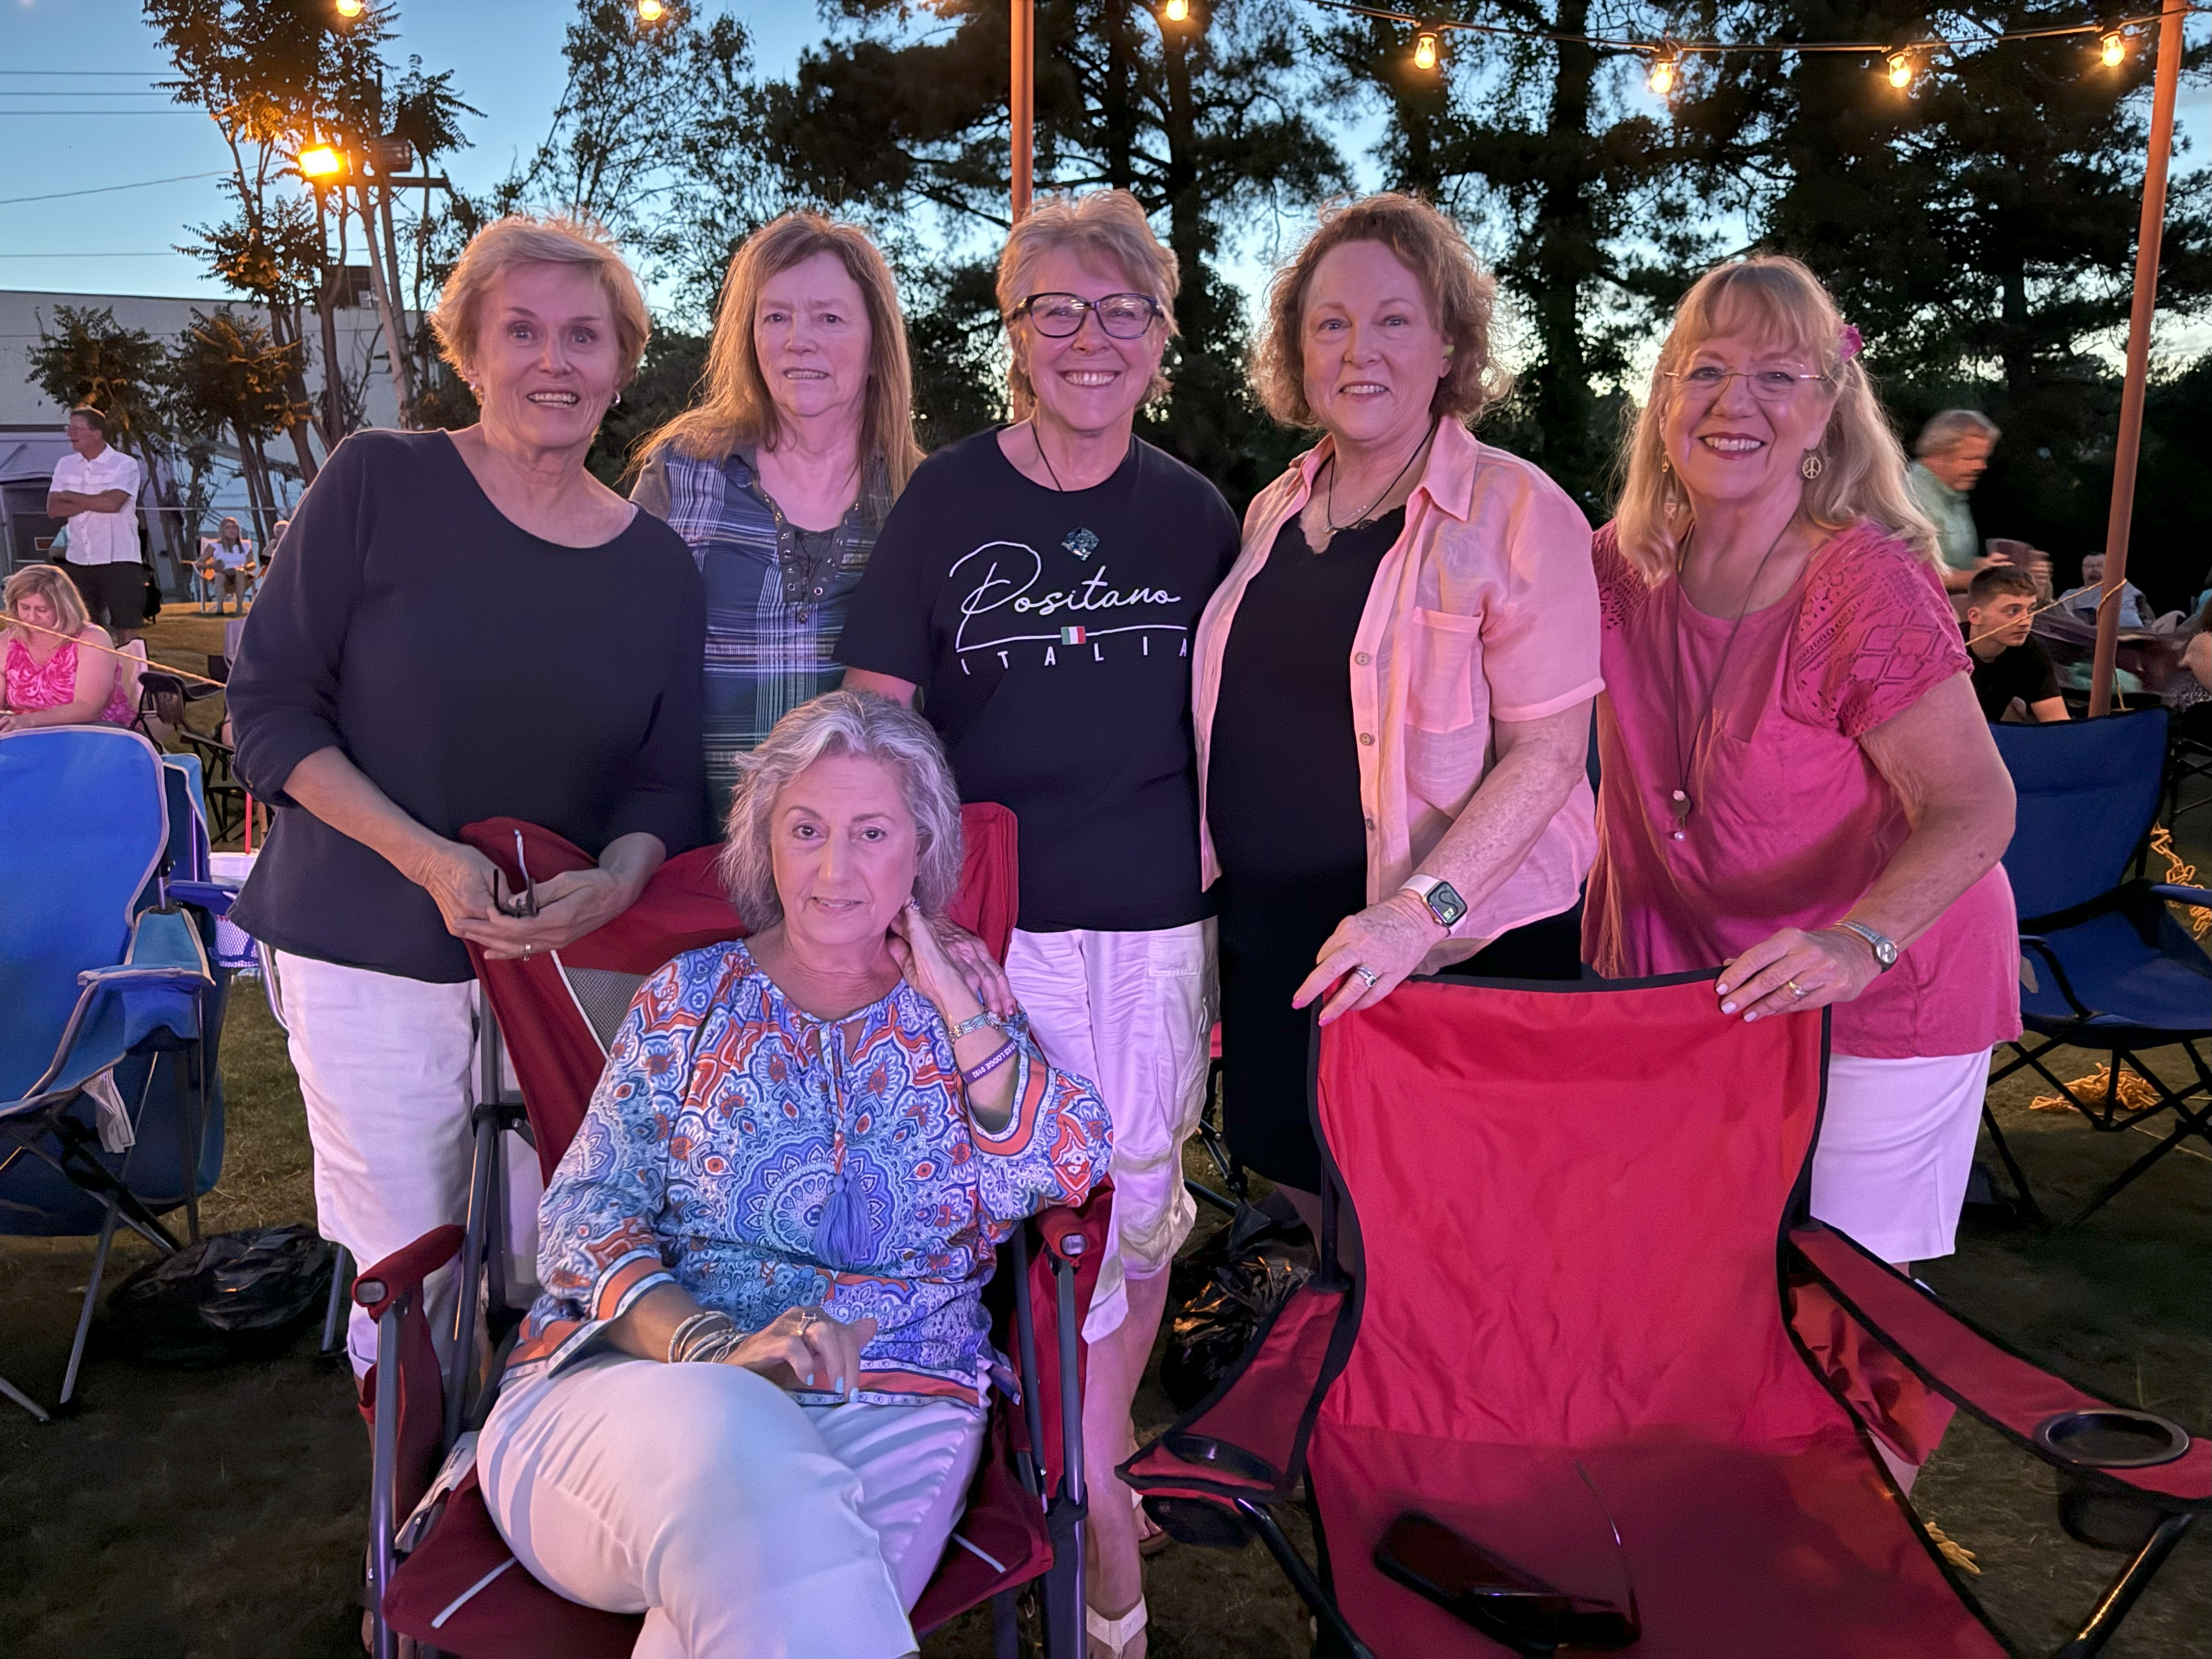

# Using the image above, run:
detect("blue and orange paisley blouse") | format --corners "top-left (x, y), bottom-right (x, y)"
top-left (509, 940), bottom-right (1112, 1406)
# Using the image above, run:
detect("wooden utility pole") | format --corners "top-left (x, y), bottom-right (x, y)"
top-left (2089, 0), bottom-right (2185, 717)
top-left (1011, 0), bottom-right (1035, 222)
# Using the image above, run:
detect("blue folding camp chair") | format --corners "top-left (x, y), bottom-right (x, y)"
top-left (1985, 708), bottom-right (2212, 1228)
top-left (0, 727), bottom-right (227, 1414)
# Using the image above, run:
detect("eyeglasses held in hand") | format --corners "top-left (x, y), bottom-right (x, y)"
top-left (494, 829), bottom-right (539, 919)
top-left (1017, 292), bottom-right (1164, 339)
top-left (1663, 364), bottom-right (1829, 402)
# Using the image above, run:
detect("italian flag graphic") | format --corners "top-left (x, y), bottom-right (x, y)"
top-left (1060, 627), bottom-right (1088, 646)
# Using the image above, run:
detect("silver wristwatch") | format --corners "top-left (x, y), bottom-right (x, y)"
top-left (1831, 919), bottom-right (1899, 972)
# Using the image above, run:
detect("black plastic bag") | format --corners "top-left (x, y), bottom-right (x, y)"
top-left (1160, 1195), bottom-right (1314, 1411)
top-left (105, 1224), bottom-right (334, 1367)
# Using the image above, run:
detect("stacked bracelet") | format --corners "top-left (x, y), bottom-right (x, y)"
top-left (961, 1039), bottom-right (1018, 1088)
top-left (666, 1309), bottom-right (740, 1364)
top-left (947, 1010), bottom-right (1004, 1040)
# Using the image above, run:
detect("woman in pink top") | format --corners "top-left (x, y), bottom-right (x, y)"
top-left (1583, 256), bottom-right (2018, 1280)
top-left (1, 563), bottom-right (137, 732)
top-left (1194, 195), bottom-right (1601, 1236)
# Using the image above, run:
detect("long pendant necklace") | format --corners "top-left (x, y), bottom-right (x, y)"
top-left (1033, 424), bottom-right (1136, 561)
top-left (1665, 521), bottom-right (1795, 841)
top-left (1324, 417), bottom-right (1437, 534)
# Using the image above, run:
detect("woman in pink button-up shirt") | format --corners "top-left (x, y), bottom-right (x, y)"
top-left (1193, 195), bottom-right (1602, 1234)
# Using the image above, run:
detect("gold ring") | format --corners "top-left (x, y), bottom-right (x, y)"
top-left (1787, 979), bottom-right (1807, 999)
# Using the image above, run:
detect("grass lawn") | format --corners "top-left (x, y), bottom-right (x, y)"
top-left (1, 606), bottom-right (2203, 1655)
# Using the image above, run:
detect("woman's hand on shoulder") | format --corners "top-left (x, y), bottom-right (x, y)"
top-left (1716, 927), bottom-right (1879, 1022)
top-left (724, 1306), bottom-right (879, 1401)
top-left (886, 900), bottom-right (996, 1022)
top-left (1294, 893), bottom-right (1444, 1026)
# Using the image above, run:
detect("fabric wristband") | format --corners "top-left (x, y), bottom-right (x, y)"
top-left (960, 1039), bottom-right (1018, 1088)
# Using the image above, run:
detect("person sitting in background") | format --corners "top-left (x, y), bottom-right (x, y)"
top-left (262, 516), bottom-right (290, 574)
top-left (1, 563), bottom-right (138, 732)
top-left (196, 517), bottom-right (257, 613)
top-left (1905, 409), bottom-right (1999, 596)
top-left (478, 691), bottom-right (1111, 1659)
top-left (2057, 552), bottom-right (2151, 630)
top-left (1963, 566), bottom-right (2067, 723)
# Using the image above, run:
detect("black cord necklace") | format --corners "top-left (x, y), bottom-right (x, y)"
top-left (1324, 417), bottom-right (1437, 533)
top-left (1031, 423), bottom-right (1137, 561)
top-left (1664, 520), bottom-right (1795, 841)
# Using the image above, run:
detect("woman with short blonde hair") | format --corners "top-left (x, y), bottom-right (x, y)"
top-left (1195, 191), bottom-right (1600, 1267)
top-left (229, 212), bottom-right (704, 1375)
top-left (1584, 255), bottom-right (2018, 1353)
top-left (840, 188), bottom-right (1239, 1659)
top-left (635, 212), bottom-right (923, 816)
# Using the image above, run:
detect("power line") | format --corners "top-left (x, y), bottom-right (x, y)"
top-left (0, 252), bottom-right (187, 259)
top-left (0, 172), bottom-right (228, 208)
top-left (0, 70), bottom-right (169, 77)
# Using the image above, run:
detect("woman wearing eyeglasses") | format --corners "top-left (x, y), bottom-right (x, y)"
top-left (1584, 257), bottom-right (2018, 1327)
top-left (838, 190), bottom-right (1235, 1659)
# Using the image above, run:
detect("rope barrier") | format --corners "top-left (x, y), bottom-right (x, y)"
top-left (3, 614), bottom-right (229, 690)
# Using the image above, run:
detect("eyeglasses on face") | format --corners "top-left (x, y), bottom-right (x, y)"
top-left (1017, 292), bottom-right (1164, 339)
top-left (1662, 364), bottom-right (1830, 401)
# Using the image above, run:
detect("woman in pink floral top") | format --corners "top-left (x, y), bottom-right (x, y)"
top-left (1583, 257), bottom-right (2018, 1313)
top-left (1, 564), bottom-right (137, 732)
top-left (479, 691), bottom-right (1109, 1659)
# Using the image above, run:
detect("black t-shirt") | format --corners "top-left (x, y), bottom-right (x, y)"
top-left (1207, 508), bottom-right (1403, 895)
top-left (1966, 629), bottom-right (2061, 721)
top-left (228, 430), bottom-right (707, 982)
top-left (836, 429), bottom-right (1238, 932)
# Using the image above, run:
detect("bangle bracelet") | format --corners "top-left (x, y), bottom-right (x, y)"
top-left (960, 1039), bottom-right (1018, 1088)
top-left (666, 1310), bottom-right (737, 1365)
top-left (948, 1010), bottom-right (1000, 1040)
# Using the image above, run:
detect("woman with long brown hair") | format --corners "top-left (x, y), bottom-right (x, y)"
top-left (634, 212), bottom-right (925, 817)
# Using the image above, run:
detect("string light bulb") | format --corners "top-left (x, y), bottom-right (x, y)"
top-left (2099, 30), bottom-right (2126, 66)
top-left (1163, 0), bottom-right (1189, 20)
top-left (1413, 30), bottom-right (1441, 71)
top-left (1647, 51), bottom-right (1679, 96)
top-left (1886, 50), bottom-right (1915, 89)
top-left (334, 0), bottom-right (364, 16)
top-left (636, 0), bottom-right (666, 21)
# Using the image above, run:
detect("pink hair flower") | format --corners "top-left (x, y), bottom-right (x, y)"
top-left (1839, 323), bottom-right (1864, 363)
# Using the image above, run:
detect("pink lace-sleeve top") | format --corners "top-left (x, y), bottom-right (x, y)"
top-left (4, 635), bottom-right (136, 728)
top-left (1581, 521), bottom-right (2020, 1059)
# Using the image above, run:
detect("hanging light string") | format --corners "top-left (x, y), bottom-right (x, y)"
top-left (1302, 0), bottom-right (2203, 75)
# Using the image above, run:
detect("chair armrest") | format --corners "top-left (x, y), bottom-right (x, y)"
top-left (1791, 1223), bottom-right (2207, 1508)
top-left (2018, 933), bottom-right (2098, 1019)
top-left (1122, 1278), bottom-right (1355, 1508)
top-left (166, 879), bottom-right (240, 917)
top-left (74, 964), bottom-right (208, 990)
top-left (2150, 884), bottom-right (2211, 910)
top-left (354, 1224), bottom-right (466, 1321)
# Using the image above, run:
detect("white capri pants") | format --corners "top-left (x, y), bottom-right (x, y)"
top-left (1811, 1049), bottom-right (1994, 1265)
top-left (479, 1354), bottom-right (986, 1659)
top-left (1005, 919), bottom-right (1216, 1341)
top-left (273, 951), bottom-right (540, 1374)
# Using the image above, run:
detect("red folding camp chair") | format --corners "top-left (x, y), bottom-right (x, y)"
top-left (353, 804), bottom-right (1110, 1658)
top-left (1124, 971), bottom-right (2207, 1658)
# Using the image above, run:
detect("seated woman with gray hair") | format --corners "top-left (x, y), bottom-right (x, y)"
top-left (478, 689), bottom-right (1112, 1659)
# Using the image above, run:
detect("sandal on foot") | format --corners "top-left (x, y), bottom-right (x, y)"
top-left (1133, 1491), bottom-right (1173, 1558)
top-left (1087, 1596), bottom-right (1148, 1659)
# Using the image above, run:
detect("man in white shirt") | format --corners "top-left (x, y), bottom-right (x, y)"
top-left (47, 405), bottom-right (148, 640)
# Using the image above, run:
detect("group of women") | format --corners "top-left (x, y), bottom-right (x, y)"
top-left (223, 187), bottom-right (2017, 1659)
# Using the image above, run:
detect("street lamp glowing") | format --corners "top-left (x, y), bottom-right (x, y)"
top-left (335, 0), bottom-right (364, 17)
top-left (1163, 0), bottom-right (1189, 20)
top-left (297, 144), bottom-right (346, 180)
top-left (1647, 53), bottom-right (1677, 96)
top-left (636, 0), bottom-right (665, 21)
top-left (1886, 50), bottom-right (1915, 89)
top-left (2100, 30), bottom-right (2126, 67)
top-left (1413, 30), bottom-right (1440, 72)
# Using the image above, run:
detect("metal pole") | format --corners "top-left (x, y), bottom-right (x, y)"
top-left (2088, 0), bottom-right (2185, 718)
top-left (1010, 0), bottom-right (1035, 222)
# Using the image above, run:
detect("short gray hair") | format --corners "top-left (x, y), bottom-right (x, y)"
top-left (1916, 409), bottom-right (2000, 458)
top-left (716, 691), bottom-right (965, 928)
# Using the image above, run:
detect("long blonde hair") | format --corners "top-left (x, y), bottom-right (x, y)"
top-left (1613, 255), bottom-right (1936, 582)
top-left (645, 213), bottom-right (923, 495)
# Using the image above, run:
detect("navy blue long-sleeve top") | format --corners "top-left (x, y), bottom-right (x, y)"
top-left (228, 430), bottom-right (707, 983)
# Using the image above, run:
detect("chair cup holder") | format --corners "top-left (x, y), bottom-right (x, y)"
top-left (2034, 1408), bottom-right (2191, 1553)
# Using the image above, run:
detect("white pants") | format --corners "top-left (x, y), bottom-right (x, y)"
top-left (1813, 1050), bottom-right (1993, 1265)
top-left (1005, 919), bottom-right (1216, 1341)
top-left (479, 1355), bottom-right (985, 1659)
top-left (272, 951), bottom-right (540, 1374)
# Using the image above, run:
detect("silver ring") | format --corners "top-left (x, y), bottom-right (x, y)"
top-left (1786, 978), bottom-right (1807, 999)
top-left (1353, 965), bottom-right (1381, 989)
top-left (523, 945), bottom-right (535, 958)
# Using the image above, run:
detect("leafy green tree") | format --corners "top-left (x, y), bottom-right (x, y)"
top-left (168, 310), bottom-right (303, 540)
top-left (27, 306), bottom-right (187, 575)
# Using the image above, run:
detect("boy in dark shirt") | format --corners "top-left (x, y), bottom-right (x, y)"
top-left (1963, 565), bottom-right (2067, 723)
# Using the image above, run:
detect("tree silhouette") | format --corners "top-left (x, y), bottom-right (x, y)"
top-left (168, 310), bottom-right (304, 540)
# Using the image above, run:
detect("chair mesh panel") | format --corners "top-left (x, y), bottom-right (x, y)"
top-left (559, 967), bottom-right (648, 1053)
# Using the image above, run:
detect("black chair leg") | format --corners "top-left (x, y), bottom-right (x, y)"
top-left (2056, 1511), bottom-right (2196, 1658)
top-left (1235, 1498), bottom-right (1374, 1659)
top-left (991, 1589), bottom-right (1022, 1659)
top-left (1978, 1103), bottom-right (2050, 1229)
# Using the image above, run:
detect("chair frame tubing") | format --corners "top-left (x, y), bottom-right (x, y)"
top-left (368, 1294), bottom-right (404, 1659)
top-left (2057, 1511), bottom-right (2198, 1659)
